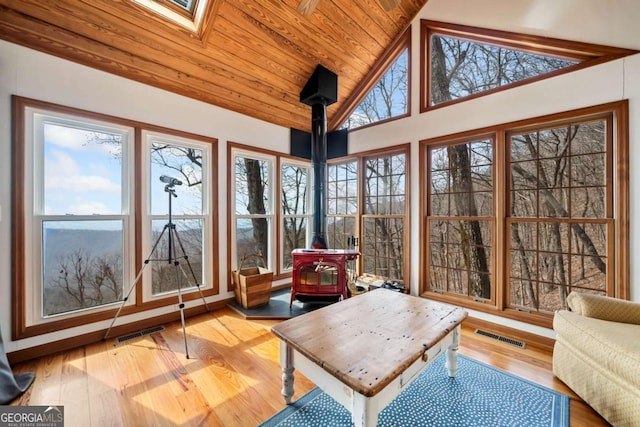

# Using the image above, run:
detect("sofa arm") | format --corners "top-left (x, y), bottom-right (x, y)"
top-left (567, 291), bottom-right (640, 325)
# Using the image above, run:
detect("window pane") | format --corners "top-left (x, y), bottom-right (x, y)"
top-left (283, 217), bottom-right (307, 268)
top-left (42, 220), bottom-right (123, 316)
top-left (235, 217), bottom-right (269, 264)
top-left (151, 142), bottom-right (203, 215)
top-left (430, 34), bottom-right (578, 105)
top-left (235, 157), bottom-right (270, 215)
top-left (365, 154), bottom-right (406, 215)
top-left (328, 161), bottom-right (358, 215)
top-left (281, 164), bottom-right (308, 215)
top-left (43, 122), bottom-right (123, 215)
top-left (363, 217), bottom-right (404, 279)
top-left (327, 216), bottom-right (356, 249)
top-left (342, 48), bottom-right (408, 129)
top-left (150, 219), bottom-right (203, 295)
top-left (429, 139), bottom-right (493, 216)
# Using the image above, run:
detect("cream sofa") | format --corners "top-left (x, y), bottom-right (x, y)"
top-left (553, 292), bottom-right (640, 426)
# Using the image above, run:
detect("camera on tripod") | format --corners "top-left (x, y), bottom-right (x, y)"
top-left (160, 175), bottom-right (182, 186)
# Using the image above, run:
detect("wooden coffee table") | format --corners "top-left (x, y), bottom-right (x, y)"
top-left (271, 289), bottom-right (468, 427)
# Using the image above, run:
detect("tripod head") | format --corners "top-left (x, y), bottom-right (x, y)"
top-left (161, 175), bottom-right (182, 197)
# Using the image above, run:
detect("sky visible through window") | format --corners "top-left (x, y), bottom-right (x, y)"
top-left (43, 123), bottom-right (122, 221)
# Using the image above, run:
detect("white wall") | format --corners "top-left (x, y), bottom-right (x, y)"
top-left (1, 0), bottom-right (639, 351)
top-left (348, 0), bottom-right (640, 337)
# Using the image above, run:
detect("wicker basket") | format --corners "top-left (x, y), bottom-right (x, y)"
top-left (232, 254), bottom-right (273, 309)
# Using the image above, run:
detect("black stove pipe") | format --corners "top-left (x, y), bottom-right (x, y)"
top-left (310, 102), bottom-right (328, 249)
top-left (299, 65), bottom-right (338, 250)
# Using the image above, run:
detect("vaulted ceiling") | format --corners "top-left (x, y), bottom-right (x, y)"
top-left (0, 0), bottom-right (428, 132)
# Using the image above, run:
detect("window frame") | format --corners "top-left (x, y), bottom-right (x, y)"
top-left (419, 101), bottom-right (629, 328)
top-left (12, 96), bottom-right (219, 340)
top-left (419, 20), bottom-right (638, 114)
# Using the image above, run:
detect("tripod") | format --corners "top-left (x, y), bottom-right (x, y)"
top-left (104, 176), bottom-right (210, 359)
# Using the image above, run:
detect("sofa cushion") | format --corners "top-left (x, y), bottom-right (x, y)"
top-left (553, 310), bottom-right (640, 388)
top-left (567, 292), bottom-right (640, 324)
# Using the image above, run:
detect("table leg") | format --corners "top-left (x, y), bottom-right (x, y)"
top-left (280, 341), bottom-right (295, 404)
top-left (351, 392), bottom-right (378, 427)
top-left (445, 325), bottom-right (460, 377)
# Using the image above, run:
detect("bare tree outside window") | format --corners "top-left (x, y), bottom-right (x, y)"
top-left (508, 120), bottom-right (609, 312)
top-left (429, 34), bottom-right (578, 106)
top-left (235, 156), bottom-right (270, 266)
top-left (363, 153), bottom-right (406, 280)
top-left (342, 49), bottom-right (408, 129)
top-left (428, 141), bottom-right (493, 299)
top-left (281, 163), bottom-right (310, 269)
top-left (427, 31), bottom-right (614, 312)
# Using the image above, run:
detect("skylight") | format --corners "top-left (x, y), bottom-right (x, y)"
top-left (131, 0), bottom-right (207, 33)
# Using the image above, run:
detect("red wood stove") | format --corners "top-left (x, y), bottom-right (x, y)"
top-left (290, 249), bottom-right (360, 308)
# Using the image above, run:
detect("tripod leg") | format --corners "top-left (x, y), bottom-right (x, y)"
top-left (172, 226), bottom-right (211, 312)
top-left (166, 223), bottom-right (191, 359)
top-left (104, 225), bottom-right (169, 340)
top-left (104, 259), bottom-right (151, 340)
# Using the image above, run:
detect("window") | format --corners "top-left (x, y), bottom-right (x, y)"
top-left (331, 28), bottom-right (411, 131)
top-left (280, 160), bottom-right (311, 271)
top-left (232, 150), bottom-right (274, 269)
top-left (327, 160), bottom-right (359, 249)
top-left (420, 20), bottom-right (638, 112)
top-left (12, 97), bottom-right (218, 339)
top-left (341, 48), bottom-right (409, 130)
top-left (428, 137), bottom-right (494, 301)
top-left (363, 152), bottom-right (408, 279)
top-left (131, 0), bottom-right (210, 32)
top-left (327, 145), bottom-right (410, 283)
top-left (421, 102), bottom-right (629, 327)
top-left (228, 143), bottom-right (310, 283)
top-left (143, 131), bottom-right (211, 298)
top-left (507, 119), bottom-right (611, 313)
top-left (36, 115), bottom-right (132, 319)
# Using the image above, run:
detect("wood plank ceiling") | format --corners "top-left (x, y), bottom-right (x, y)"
top-left (0, 0), bottom-right (428, 132)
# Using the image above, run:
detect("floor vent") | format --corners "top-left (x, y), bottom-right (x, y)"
top-left (474, 329), bottom-right (526, 349)
top-left (116, 325), bottom-right (165, 344)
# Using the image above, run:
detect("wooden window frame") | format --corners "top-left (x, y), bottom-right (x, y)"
top-left (419, 101), bottom-right (629, 329)
top-left (419, 20), bottom-right (638, 114)
top-left (11, 96), bottom-right (219, 340)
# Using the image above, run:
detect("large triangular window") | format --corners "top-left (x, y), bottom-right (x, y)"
top-left (333, 29), bottom-right (411, 131)
top-left (421, 21), bottom-right (637, 112)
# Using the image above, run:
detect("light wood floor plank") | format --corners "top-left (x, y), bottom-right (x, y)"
top-left (7, 306), bottom-right (610, 426)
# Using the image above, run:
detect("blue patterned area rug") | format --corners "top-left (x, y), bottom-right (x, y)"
top-left (259, 354), bottom-right (569, 427)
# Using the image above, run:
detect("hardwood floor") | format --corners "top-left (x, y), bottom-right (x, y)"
top-left (10, 306), bottom-right (610, 426)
